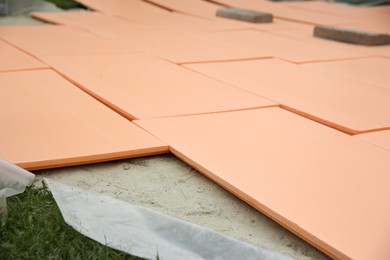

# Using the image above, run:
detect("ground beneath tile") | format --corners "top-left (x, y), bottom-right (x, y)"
top-left (36, 154), bottom-right (329, 260)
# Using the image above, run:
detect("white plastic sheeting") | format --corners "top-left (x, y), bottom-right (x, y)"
top-left (0, 158), bottom-right (35, 214)
top-left (46, 179), bottom-right (295, 260)
top-left (0, 158), bottom-right (35, 197)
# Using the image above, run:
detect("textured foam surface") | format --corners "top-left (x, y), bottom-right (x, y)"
top-left (0, 25), bottom-right (138, 57)
top-left (0, 69), bottom-right (168, 170)
top-left (135, 107), bottom-right (390, 260)
top-left (193, 30), bottom-right (370, 63)
top-left (356, 130), bottom-right (390, 151)
top-left (82, 29), bottom-right (264, 64)
top-left (303, 57), bottom-right (390, 91)
top-left (42, 53), bottom-right (276, 119)
top-left (31, 11), bottom-right (248, 33)
top-left (76, 0), bottom-right (168, 17)
top-left (0, 40), bottom-right (49, 72)
top-left (186, 58), bottom-right (390, 134)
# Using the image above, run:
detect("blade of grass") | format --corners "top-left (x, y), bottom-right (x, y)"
top-left (0, 182), bottom-right (142, 260)
top-left (44, 0), bottom-right (84, 9)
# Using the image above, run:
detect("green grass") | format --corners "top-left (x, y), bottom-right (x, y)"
top-left (0, 183), bottom-right (142, 260)
top-left (45, 0), bottom-right (84, 9)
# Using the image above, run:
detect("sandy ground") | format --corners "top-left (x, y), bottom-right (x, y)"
top-left (2, 1), bottom-right (329, 258)
top-left (36, 155), bottom-right (328, 260)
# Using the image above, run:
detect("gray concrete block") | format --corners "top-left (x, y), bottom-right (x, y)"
top-left (216, 7), bottom-right (273, 23)
top-left (314, 26), bottom-right (390, 46)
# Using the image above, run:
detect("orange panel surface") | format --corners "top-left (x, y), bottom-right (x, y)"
top-left (0, 25), bottom-right (138, 57)
top-left (76, 0), bottom-right (168, 17)
top-left (42, 53), bottom-right (276, 119)
top-left (31, 10), bottom-right (244, 33)
top-left (0, 40), bottom-right (49, 72)
top-left (145, 0), bottom-right (221, 18)
top-left (125, 10), bottom-right (302, 33)
top-left (356, 130), bottom-right (390, 151)
top-left (303, 57), bottom-right (390, 91)
top-left (125, 11), bottom-right (244, 32)
top-left (30, 11), bottom-right (158, 36)
top-left (96, 0), bottom-right (276, 31)
top-left (91, 29), bottom-right (264, 64)
top-left (185, 59), bottom-right (390, 134)
top-left (0, 69), bottom-right (168, 170)
top-left (135, 107), bottom-right (390, 260)
top-left (207, 0), bottom-right (356, 25)
top-left (284, 1), bottom-right (390, 22)
top-left (147, 0), bottom-right (327, 30)
top-left (194, 30), bottom-right (369, 63)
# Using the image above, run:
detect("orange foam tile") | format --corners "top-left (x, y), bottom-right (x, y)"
top-left (284, 1), bottom-right (390, 21)
top-left (0, 40), bottom-right (49, 72)
top-left (185, 59), bottom-right (390, 134)
top-left (109, 11), bottom-right (248, 33)
top-left (0, 23), bottom-right (259, 64)
top-left (303, 57), bottom-right (390, 91)
top-left (356, 130), bottom-right (390, 151)
top-left (270, 25), bottom-right (390, 57)
top-left (31, 9), bottom-right (299, 34)
top-left (93, 29), bottom-right (263, 63)
top-left (41, 53), bottom-right (276, 119)
top-left (131, 11), bottom-right (303, 32)
top-left (146, 0), bottom-right (221, 18)
top-left (146, 0), bottom-right (307, 31)
top-left (30, 11), bottom-right (158, 36)
top-left (208, 0), bottom-right (356, 25)
top-left (193, 30), bottom-right (368, 63)
top-left (31, 10), bottom-right (243, 33)
top-left (0, 25), bottom-right (138, 58)
top-left (135, 107), bottom-right (390, 260)
top-left (0, 69), bottom-right (168, 170)
top-left (76, 0), bottom-right (168, 17)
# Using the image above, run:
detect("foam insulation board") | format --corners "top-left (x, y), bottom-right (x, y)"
top-left (0, 69), bottom-right (168, 170)
top-left (135, 107), bottom-right (390, 260)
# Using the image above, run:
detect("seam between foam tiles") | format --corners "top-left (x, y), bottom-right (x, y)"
top-left (142, 0), bottom-right (174, 12)
top-left (0, 67), bottom-right (50, 73)
top-left (138, 105), bottom-right (279, 120)
top-left (177, 56), bottom-right (273, 65)
top-left (281, 105), bottom-right (390, 135)
top-left (0, 38), bottom-right (49, 64)
top-left (132, 122), bottom-right (172, 150)
top-left (167, 146), bottom-right (348, 260)
top-left (54, 67), bottom-right (277, 122)
top-left (180, 64), bottom-right (279, 103)
top-left (292, 54), bottom-right (384, 65)
top-left (202, 0), bottom-right (229, 8)
top-left (182, 64), bottom-right (390, 135)
top-left (52, 68), bottom-right (137, 121)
